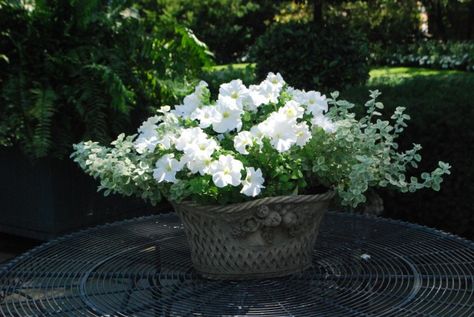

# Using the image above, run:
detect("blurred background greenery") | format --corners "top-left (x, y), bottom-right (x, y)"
top-left (1, 0), bottom-right (473, 239)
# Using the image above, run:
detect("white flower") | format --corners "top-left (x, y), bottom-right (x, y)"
top-left (257, 80), bottom-right (280, 104)
top-left (190, 106), bottom-right (220, 129)
top-left (155, 132), bottom-right (176, 150)
top-left (211, 97), bottom-right (243, 133)
top-left (158, 105), bottom-right (171, 113)
top-left (311, 115), bottom-right (337, 133)
top-left (182, 137), bottom-right (219, 160)
top-left (172, 81), bottom-right (208, 119)
top-left (303, 91), bottom-right (328, 115)
top-left (153, 154), bottom-right (182, 183)
top-left (219, 79), bottom-right (248, 107)
top-left (137, 115), bottom-right (160, 136)
top-left (249, 124), bottom-right (265, 147)
top-left (266, 72), bottom-right (285, 89)
top-left (174, 127), bottom-right (208, 151)
top-left (260, 112), bottom-right (297, 152)
top-left (178, 132), bottom-right (218, 176)
top-left (209, 155), bottom-right (243, 187)
top-left (247, 84), bottom-right (267, 108)
top-left (234, 131), bottom-right (254, 155)
top-left (172, 93), bottom-right (201, 119)
top-left (182, 154), bottom-right (214, 176)
top-left (194, 80), bottom-right (209, 97)
top-left (134, 135), bottom-right (158, 154)
top-left (240, 167), bottom-right (265, 197)
top-left (286, 86), bottom-right (304, 99)
top-left (278, 100), bottom-right (304, 120)
top-left (134, 115), bottom-right (161, 153)
top-left (295, 122), bottom-right (312, 146)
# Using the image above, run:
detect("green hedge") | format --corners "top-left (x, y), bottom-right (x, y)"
top-left (343, 69), bottom-right (474, 239)
top-left (371, 40), bottom-right (474, 72)
top-left (251, 22), bottom-right (369, 92)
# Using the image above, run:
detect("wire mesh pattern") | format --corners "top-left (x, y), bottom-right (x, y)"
top-left (1, 212), bottom-right (473, 317)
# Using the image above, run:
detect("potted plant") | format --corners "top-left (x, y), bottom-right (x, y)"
top-left (72, 73), bottom-right (450, 280)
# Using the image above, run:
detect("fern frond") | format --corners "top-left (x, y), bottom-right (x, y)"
top-left (28, 87), bottom-right (56, 158)
top-left (83, 64), bottom-right (134, 114)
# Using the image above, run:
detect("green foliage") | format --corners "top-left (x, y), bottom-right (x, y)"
top-left (419, 0), bottom-right (474, 41)
top-left (202, 64), bottom-right (257, 96)
top-left (251, 21), bottom-right (369, 92)
top-left (0, 0), bottom-right (212, 159)
top-left (371, 40), bottom-right (474, 72)
top-left (327, 0), bottom-right (421, 45)
top-left (156, 0), bottom-right (281, 63)
top-left (343, 67), bottom-right (474, 238)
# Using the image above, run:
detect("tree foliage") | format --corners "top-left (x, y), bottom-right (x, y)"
top-left (0, 0), bottom-right (213, 159)
top-left (156, 0), bottom-right (282, 64)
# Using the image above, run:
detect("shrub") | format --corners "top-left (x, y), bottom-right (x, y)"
top-left (251, 22), bottom-right (369, 92)
top-left (201, 64), bottom-right (257, 96)
top-left (157, 0), bottom-right (280, 64)
top-left (371, 40), bottom-right (474, 72)
top-left (343, 69), bottom-right (474, 238)
top-left (0, 1), bottom-right (212, 159)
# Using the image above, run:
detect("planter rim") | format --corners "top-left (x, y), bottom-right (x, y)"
top-left (172, 190), bottom-right (335, 215)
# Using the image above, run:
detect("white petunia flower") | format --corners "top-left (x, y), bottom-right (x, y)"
top-left (134, 115), bottom-right (161, 153)
top-left (240, 167), bottom-right (265, 197)
top-left (182, 137), bottom-right (219, 159)
top-left (303, 91), bottom-right (328, 115)
top-left (247, 84), bottom-right (267, 108)
top-left (266, 72), bottom-right (285, 89)
top-left (211, 97), bottom-right (243, 133)
top-left (190, 106), bottom-right (220, 129)
top-left (279, 100), bottom-right (305, 120)
top-left (257, 80), bottom-right (280, 104)
top-left (153, 154), bottom-right (183, 183)
top-left (262, 112), bottom-right (298, 152)
top-left (311, 115), bottom-right (337, 133)
top-left (219, 79), bottom-right (248, 107)
top-left (194, 80), bottom-right (209, 97)
top-left (209, 155), bottom-right (243, 188)
top-left (295, 122), bottom-right (312, 146)
top-left (239, 92), bottom-right (258, 112)
top-left (234, 131), bottom-right (254, 155)
top-left (172, 81), bottom-right (209, 119)
top-left (219, 79), bottom-right (246, 99)
top-left (181, 154), bottom-right (214, 176)
top-left (155, 132), bottom-right (175, 150)
top-left (174, 127), bottom-right (208, 151)
top-left (172, 93), bottom-right (201, 119)
top-left (134, 135), bottom-right (158, 154)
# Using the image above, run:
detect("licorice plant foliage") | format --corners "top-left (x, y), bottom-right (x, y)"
top-left (72, 73), bottom-right (451, 208)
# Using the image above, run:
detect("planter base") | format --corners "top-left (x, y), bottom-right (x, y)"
top-left (173, 192), bottom-right (334, 280)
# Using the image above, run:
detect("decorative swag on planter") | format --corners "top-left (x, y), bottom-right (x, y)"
top-left (72, 73), bottom-right (450, 279)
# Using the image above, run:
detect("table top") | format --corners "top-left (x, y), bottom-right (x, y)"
top-left (1, 211), bottom-right (473, 317)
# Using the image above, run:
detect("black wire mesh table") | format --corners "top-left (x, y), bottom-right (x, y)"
top-left (1, 211), bottom-right (473, 317)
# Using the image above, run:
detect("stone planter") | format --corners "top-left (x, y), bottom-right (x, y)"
top-left (172, 191), bottom-right (335, 280)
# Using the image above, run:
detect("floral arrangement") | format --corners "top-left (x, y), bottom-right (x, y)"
top-left (71, 73), bottom-right (450, 207)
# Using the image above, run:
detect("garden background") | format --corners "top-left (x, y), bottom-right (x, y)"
top-left (1, 0), bottom-right (473, 254)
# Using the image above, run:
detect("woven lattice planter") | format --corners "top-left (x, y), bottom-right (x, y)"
top-left (172, 191), bottom-right (335, 280)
